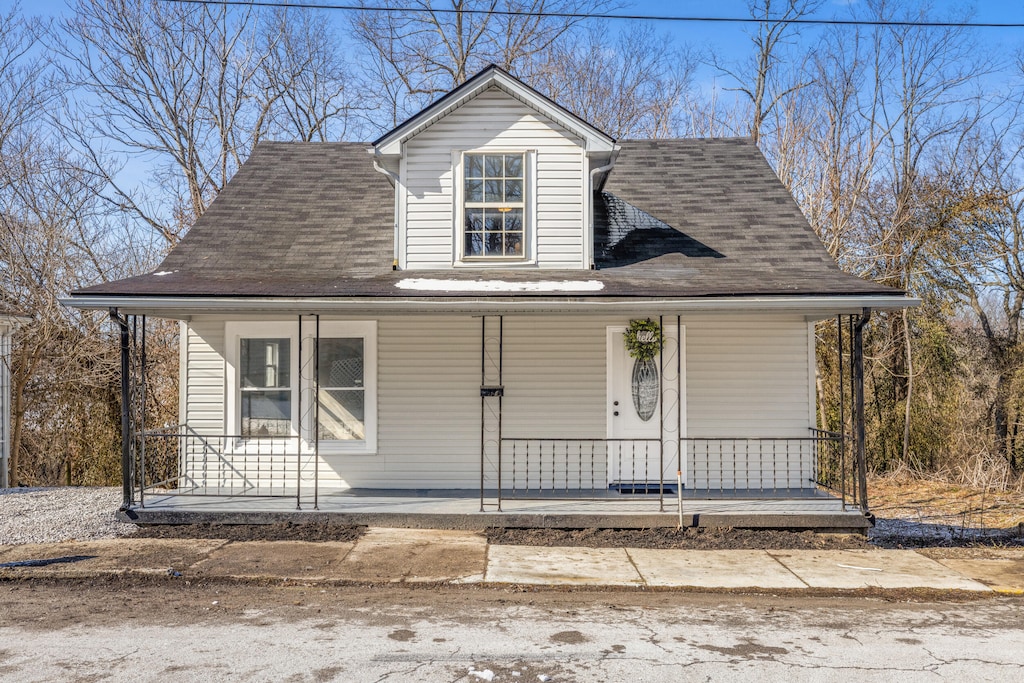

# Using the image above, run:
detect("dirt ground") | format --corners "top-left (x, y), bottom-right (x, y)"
top-left (132, 522), bottom-right (366, 543)
top-left (103, 521), bottom-right (1024, 552)
top-left (868, 474), bottom-right (1024, 549)
top-left (0, 576), bottom-right (1006, 635)
top-left (484, 526), bottom-right (873, 549)
top-left (119, 475), bottom-right (1024, 551)
top-left (130, 523), bottom-right (872, 549)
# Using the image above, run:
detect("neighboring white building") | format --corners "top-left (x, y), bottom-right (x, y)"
top-left (67, 67), bottom-right (914, 520)
top-left (0, 307), bottom-right (28, 489)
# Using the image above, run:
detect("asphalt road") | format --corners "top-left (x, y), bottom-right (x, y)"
top-left (1, 581), bottom-right (1022, 682)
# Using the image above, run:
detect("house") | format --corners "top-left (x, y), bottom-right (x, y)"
top-left (1, 306), bottom-right (29, 489)
top-left (66, 66), bottom-right (913, 527)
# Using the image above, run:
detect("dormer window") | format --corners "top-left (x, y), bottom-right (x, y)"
top-left (463, 152), bottom-right (526, 259)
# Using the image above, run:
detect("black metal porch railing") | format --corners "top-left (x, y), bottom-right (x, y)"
top-left (497, 438), bottom-right (666, 503)
top-left (132, 427), bottom-right (855, 510)
top-left (810, 428), bottom-right (860, 508)
top-left (682, 431), bottom-right (848, 500)
top-left (498, 431), bottom-right (855, 507)
top-left (135, 424), bottom-right (306, 508)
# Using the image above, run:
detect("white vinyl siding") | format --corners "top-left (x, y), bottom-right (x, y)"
top-left (180, 314), bottom-right (816, 491)
top-left (251, 315), bottom-right (480, 489)
top-left (685, 315), bottom-right (812, 436)
top-left (501, 316), bottom-right (606, 438)
top-left (684, 315), bottom-right (815, 490)
top-left (334, 316), bottom-right (608, 489)
top-left (183, 321), bottom-right (226, 434)
top-left (500, 317), bottom-right (610, 491)
top-left (372, 316), bottom-right (480, 487)
top-left (402, 88), bottom-right (586, 269)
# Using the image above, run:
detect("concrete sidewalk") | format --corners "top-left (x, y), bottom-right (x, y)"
top-left (1, 528), bottom-right (1022, 594)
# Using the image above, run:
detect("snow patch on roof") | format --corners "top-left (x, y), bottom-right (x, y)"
top-left (395, 278), bottom-right (605, 293)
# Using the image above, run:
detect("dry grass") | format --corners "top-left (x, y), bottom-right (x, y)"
top-left (870, 472), bottom-right (1024, 530)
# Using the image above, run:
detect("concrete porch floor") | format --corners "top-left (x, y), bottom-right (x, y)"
top-left (122, 488), bottom-right (872, 532)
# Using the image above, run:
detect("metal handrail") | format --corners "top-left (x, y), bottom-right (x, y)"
top-left (136, 427), bottom-right (305, 506)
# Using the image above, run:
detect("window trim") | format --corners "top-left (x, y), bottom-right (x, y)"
top-left (315, 321), bottom-right (378, 455)
top-left (226, 321), bottom-right (300, 445)
top-left (225, 320), bottom-right (378, 455)
top-left (454, 149), bottom-right (537, 266)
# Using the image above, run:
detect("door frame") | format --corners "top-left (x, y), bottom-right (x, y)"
top-left (606, 325), bottom-right (661, 440)
top-left (606, 322), bottom-right (687, 487)
top-left (602, 323), bottom-right (684, 489)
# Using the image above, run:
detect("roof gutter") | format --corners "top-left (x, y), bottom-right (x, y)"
top-left (589, 149), bottom-right (619, 193)
top-left (371, 154), bottom-right (401, 270)
top-left (588, 147), bottom-right (620, 269)
top-left (62, 294), bottom-right (919, 316)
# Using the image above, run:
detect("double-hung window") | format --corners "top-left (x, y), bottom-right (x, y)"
top-left (463, 153), bottom-right (525, 259)
top-left (317, 338), bottom-right (366, 441)
top-left (316, 321), bottom-right (376, 453)
top-left (239, 337), bottom-right (292, 437)
top-left (226, 321), bottom-right (377, 454)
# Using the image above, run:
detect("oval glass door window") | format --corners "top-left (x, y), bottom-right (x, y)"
top-left (631, 357), bottom-right (659, 421)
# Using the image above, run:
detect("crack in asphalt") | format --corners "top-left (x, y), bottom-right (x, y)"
top-left (4, 583), bottom-right (1022, 680)
top-left (923, 646), bottom-right (1024, 670)
top-left (372, 661), bottom-right (430, 682)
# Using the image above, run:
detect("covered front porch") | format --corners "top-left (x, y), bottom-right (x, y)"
top-left (109, 306), bottom-right (875, 531)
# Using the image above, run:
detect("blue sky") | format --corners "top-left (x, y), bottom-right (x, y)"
top-left (17, 0), bottom-right (1024, 126)
top-left (18, 0), bottom-right (1024, 61)
top-left (633, 1), bottom-right (1024, 62)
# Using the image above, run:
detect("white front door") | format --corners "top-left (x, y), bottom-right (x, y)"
top-left (607, 326), bottom-right (661, 438)
top-left (607, 326), bottom-right (661, 486)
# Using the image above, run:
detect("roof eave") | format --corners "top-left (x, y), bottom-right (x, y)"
top-left (62, 293), bottom-right (918, 318)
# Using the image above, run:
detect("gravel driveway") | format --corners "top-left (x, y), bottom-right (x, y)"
top-left (0, 487), bottom-right (137, 545)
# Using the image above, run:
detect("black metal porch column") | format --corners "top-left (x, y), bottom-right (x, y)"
top-left (479, 315), bottom-right (503, 511)
top-left (852, 307), bottom-right (872, 515)
top-left (110, 308), bottom-right (133, 511)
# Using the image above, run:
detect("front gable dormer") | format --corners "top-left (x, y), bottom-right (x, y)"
top-left (372, 66), bottom-right (617, 270)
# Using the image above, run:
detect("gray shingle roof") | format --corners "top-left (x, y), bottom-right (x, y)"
top-left (74, 138), bottom-right (898, 299)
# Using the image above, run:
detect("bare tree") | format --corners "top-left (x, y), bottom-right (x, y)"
top-left (711, 0), bottom-right (825, 146)
top-left (0, 120), bottom-right (128, 486)
top-left (857, 0), bottom-right (991, 465)
top-left (528, 24), bottom-right (693, 138)
top-left (0, 4), bottom-right (58, 487)
top-left (0, 5), bottom-right (50, 183)
top-left (350, 0), bottom-right (615, 127)
top-left (682, 86), bottom-right (749, 139)
top-left (259, 7), bottom-right (362, 142)
top-left (1, 3), bottom-right (189, 486)
top-left (58, 0), bottom-right (355, 245)
top-left (925, 132), bottom-right (1024, 473)
top-left (799, 25), bottom-right (886, 262)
